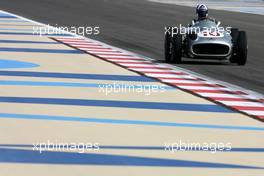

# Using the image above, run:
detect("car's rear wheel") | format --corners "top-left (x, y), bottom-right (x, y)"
top-left (236, 31), bottom-right (247, 65)
top-left (164, 27), bottom-right (172, 63)
top-left (171, 33), bottom-right (182, 63)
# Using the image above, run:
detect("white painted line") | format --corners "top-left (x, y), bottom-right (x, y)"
top-left (243, 110), bottom-right (264, 116)
top-left (119, 63), bottom-right (157, 67)
top-left (107, 59), bottom-right (149, 63)
top-left (97, 54), bottom-right (132, 57)
top-left (177, 86), bottom-right (229, 91)
top-left (197, 93), bottom-right (254, 99)
top-left (86, 49), bottom-right (119, 52)
top-left (63, 41), bottom-right (93, 45)
top-left (80, 46), bottom-right (109, 49)
top-left (99, 55), bottom-right (140, 59)
top-left (218, 101), bottom-right (264, 107)
top-left (88, 51), bottom-right (122, 54)
top-left (129, 68), bottom-right (174, 72)
top-left (71, 44), bottom-right (101, 47)
top-left (146, 74), bottom-right (194, 79)
top-left (160, 79), bottom-right (206, 84)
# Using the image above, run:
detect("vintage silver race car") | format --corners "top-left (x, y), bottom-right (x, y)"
top-left (164, 19), bottom-right (247, 65)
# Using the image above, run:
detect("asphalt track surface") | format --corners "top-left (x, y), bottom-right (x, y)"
top-left (0, 0), bottom-right (263, 94)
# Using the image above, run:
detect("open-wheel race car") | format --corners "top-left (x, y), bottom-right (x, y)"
top-left (164, 19), bottom-right (248, 65)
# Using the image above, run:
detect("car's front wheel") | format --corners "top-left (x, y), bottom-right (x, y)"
top-left (171, 33), bottom-right (182, 64)
top-left (164, 27), bottom-right (172, 63)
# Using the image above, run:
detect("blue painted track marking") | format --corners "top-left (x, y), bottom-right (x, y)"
top-left (0, 80), bottom-right (174, 90)
top-left (0, 40), bottom-right (57, 44)
top-left (0, 97), bottom-right (232, 113)
top-left (0, 13), bottom-right (17, 19)
top-left (0, 28), bottom-right (62, 33)
top-left (0, 71), bottom-right (156, 82)
top-left (0, 32), bottom-right (73, 36)
top-left (0, 28), bottom-right (40, 31)
top-left (0, 16), bottom-right (17, 18)
top-left (0, 20), bottom-right (26, 22)
top-left (1, 113), bottom-right (263, 131)
top-left (0, 148), bottom-right (264, 169)
top-left (0, 24), bottom-right (41, 26)
top-left (0, 13), bottom-right (15, 17)
top-left (0, 47), bottom-right (83, 54)
top-left (0, 148), bottom-right (263, 169)
top-left (0, 60), bottom-right (39, 69)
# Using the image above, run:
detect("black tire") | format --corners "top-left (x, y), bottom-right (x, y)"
top-left (230, 28), bottom-right (239, 63)
top-left (164, 27), bottom-right (172, 63)
top-left (236, 31), bottom-right (247, 65)
top-left (231, 28), bottom-right (239, 42)
top-left (171, 33), bottom-right (182, 63)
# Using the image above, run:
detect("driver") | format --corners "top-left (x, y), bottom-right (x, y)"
top-left (193, 4), bottom-right (218, 24)
top-left (188, 4), bottom-right (219, 35)
top-left (196, 4), bottom-right (209, 21)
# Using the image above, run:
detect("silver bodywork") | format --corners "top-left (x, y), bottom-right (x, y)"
top-left (184, 19), bottom-right (233, 59)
